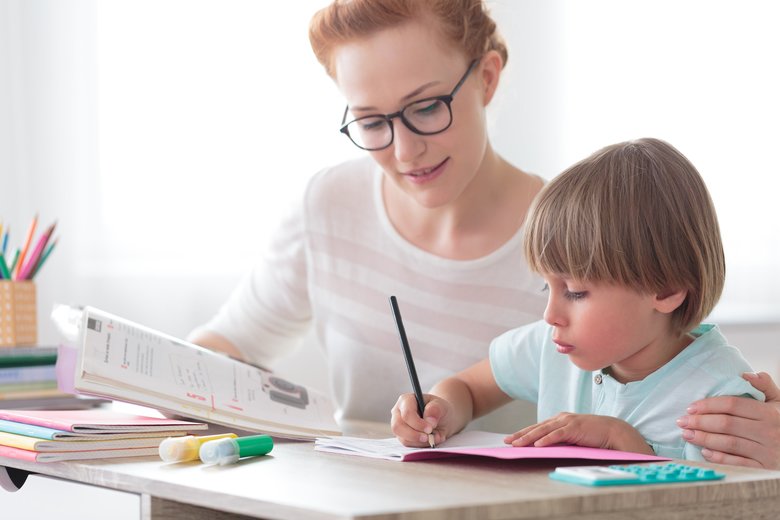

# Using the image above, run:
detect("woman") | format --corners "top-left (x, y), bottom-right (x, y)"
top-left (189, 0), bottom-right (547, 427)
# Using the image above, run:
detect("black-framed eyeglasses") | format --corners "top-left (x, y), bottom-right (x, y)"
top-left (339, 59), bottom-right (479, 151)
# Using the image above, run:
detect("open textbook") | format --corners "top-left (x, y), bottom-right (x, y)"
top-left (315, 430), bottom-right (670, 463)
top-left (56, 306), bottom-right (340, 440)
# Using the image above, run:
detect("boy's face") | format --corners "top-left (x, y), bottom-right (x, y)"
top-left (541, 273), bottom-right (686, 383)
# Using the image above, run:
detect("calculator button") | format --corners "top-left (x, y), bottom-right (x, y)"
top-left (550, 463), bottom-right (725, 486)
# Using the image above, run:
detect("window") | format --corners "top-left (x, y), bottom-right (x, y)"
top-left (490, 0), bottom-right (780, 322)
top-left (94, 0), bottom-right (361, 276)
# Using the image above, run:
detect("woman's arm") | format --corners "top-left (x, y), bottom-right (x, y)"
top-left (189, 330), bottom-right (245, 360)
top-left (679, 371), bottom-right (780, 469)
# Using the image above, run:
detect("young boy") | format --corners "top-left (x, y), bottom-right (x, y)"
top-left (391, 138), bottom-right (764, 460)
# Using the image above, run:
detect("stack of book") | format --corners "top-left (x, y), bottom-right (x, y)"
top-left (0, 346), bottom-right (106, 409)
top-left (0, 409), bottom-right (208, 462)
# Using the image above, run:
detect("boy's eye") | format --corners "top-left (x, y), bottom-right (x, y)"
top-left (541, 283), bottom-right (549, 293)
top-left (564, 290), bottom-right (587, 301)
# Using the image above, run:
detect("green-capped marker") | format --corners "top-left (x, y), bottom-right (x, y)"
top-left (199, 434), bottom-right (273, 465)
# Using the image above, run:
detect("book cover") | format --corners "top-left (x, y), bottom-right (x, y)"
top-left (0, 346), bottom-right (58, 368)
top-left (0, 387), bottom-right (68, 401)
top-left (314, 431), bottom-right (671, 463)
top-left (0, 364), bottom-right (57, 384)
top-left (0, 443), bottom-right (160, 463)
top-left (0, 409), bottom-right (208, 434)
top-left (67, 306), bottom-right (341, 440)
top-left (0, 417), bottom-right (190, 440)
top-left (0, 430), bottom-right (176, 452)
top-left (0, 381), bottom-right (59, 393)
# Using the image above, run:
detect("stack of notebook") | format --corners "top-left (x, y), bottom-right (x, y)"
top-left (0, 409), bottom-right (208, 462)
top-left (0, 346), bottom-right (106, 409)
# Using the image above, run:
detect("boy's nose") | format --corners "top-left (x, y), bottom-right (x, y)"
top-left (543, 300), bottom-right (566, 327)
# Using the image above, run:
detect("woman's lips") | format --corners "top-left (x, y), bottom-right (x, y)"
top-left (403, 158), bottom-right (448, 184)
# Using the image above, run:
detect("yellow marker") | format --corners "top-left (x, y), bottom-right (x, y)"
top-left (158, 433), bottom-right (238, 463)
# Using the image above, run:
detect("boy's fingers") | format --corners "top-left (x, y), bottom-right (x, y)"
top-left (422, 399), bottom-right (441, 421)
top-left (395, 394), bottom-right (431, 432)
top-left (390, 406), bottom-right (430, 447)
top-left (532, 428), bottom-right (565, 447)
top-left (509, 422), bottom-right (554, 446)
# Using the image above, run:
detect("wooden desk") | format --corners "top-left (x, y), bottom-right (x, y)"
top-left (3, 439), bottom-right (780, 520)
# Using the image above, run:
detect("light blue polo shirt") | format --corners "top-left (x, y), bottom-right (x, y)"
top-left (489, 322), bottom-right (764, 460)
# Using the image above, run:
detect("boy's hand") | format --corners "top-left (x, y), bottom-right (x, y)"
top-left (391, 393), bottom-right (454, 447)
top-left (504, 412), bottom-right (654, 455)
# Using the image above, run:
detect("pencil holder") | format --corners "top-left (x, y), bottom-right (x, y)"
top-left (0, 280), bottom-right (38, 347)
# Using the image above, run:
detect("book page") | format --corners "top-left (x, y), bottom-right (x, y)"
top-left (75, 307), bottom-right (340, 439)
top-left (314, 430), bottom-right (508, 461)
top-left (314, 430), bottom-right (670, 463)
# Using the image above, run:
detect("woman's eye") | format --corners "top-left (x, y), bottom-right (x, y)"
top-left (359, 119), bottom-right (386, 132)
top-left (412, 100), bottom-right (444, 116)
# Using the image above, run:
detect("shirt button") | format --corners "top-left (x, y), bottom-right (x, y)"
top-left (594, 373), bottom-right (603, 385)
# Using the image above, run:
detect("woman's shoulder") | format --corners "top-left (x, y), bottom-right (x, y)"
top-left (303, 155), bottom-right (381, 220)
top-left (306, 156), bottom-right (378, 199)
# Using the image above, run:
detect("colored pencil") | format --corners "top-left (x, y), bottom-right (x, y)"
top-left (7, 248), bottom-right (20, 274)
top-left (1, 225), bottom-right (8, 255)
top-left (18, 222), bottom-right (56, 280)
top-left (13, 214), bottom-right (37, 279)
top-left (30, 238), bottom-right (57, 279)
top-left (0, 253), bottom-right (10, 280)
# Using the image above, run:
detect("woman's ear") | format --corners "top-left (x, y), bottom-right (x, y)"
top-left (653, 289), bottom-right (687, 314)
top-left (479, 50), bottom-right (503, 105)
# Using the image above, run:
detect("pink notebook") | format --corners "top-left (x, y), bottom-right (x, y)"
top-left (400, 445), bottom-right (670, 462)
top-left (0, 443), bottom-right (160, 463)
top-left (0, 409), bottom-right (207, 434)
top-left (315, 431), bottom-right (671, 463)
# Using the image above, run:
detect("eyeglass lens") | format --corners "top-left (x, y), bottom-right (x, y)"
top-left (346, 98), bottom-right (452, 150)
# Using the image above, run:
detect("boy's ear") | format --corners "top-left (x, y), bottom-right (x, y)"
top-left (653, 289), bottom-right (687, 314)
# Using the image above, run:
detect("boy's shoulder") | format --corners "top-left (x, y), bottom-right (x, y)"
top-left (685, 324), bottom-right (740, 360)
top-left (674, 324), bottom-right (764, 400)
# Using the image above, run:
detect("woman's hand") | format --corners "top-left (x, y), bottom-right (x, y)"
top-left (504, 412), bottom-right (654, 455)
top-left (678, 372), bottom-right (780, 469)
top-left (390, 393), bottom-right (457, 447)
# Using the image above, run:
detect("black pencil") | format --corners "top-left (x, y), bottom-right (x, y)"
top-left (389, 295), bottom-right (435, 448)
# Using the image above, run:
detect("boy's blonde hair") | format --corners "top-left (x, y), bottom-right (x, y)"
top-left (524, 138), bottom-right (725, 335)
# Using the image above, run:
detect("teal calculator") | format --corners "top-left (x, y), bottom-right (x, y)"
top-left (549, 463), bottom-right (725, 487)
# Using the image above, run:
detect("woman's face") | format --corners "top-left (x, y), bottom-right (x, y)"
top-left (332, 20), bottom-right (494, 210)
